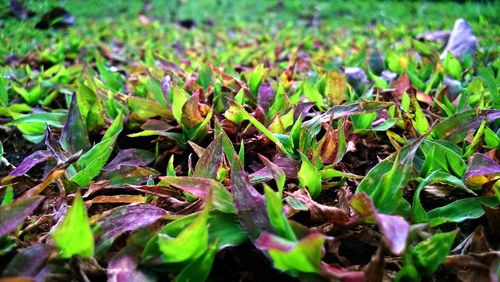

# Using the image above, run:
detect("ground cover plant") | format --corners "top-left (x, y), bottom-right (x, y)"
top-left (0, 0), bottom-right (499, 281)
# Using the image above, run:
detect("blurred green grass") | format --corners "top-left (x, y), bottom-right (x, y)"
top-left (0, 0), bottom-right (499, 57)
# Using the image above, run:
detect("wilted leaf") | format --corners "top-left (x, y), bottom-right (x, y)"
top-left (257, 79), bottom-right (274, 113)
top-left (159, 176), bottom-right (236, 214)
top-left (326, 71), bottom-right (346, 104)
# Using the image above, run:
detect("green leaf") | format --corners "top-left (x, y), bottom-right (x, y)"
top-left (412, 39), bottom-right (435, 56)
top-left (264, 185), bottom-right (297, 241)
top-left (172, 86), bottom-right (190, 124)
top-left (225, 99), bottom-right (286, 153)
top-left (484, 127), bottom-right (500, 148)
top-left (0, 76), bottom-right (8, 105)
top-left (128, 96), bottom-right (172, 120)
top-left (71, 113), bottom-right (123, 186)
top-left (426, 197), bottom-right (499, 226)
top-left (442, 53), bottom-right (462, 80)
top-left (256, 232), bottom-right (325, 274)
top-left (419, 140), bottom-right (466, 177)
top-left (95, 54), bottom-right (123, 92)
top-left (1, 186), bottom-right (14, 206)
top-left (248, 64), bottom-right (265, 96)
top-left (197, 65), bottom-right (213, 90)
top-left (303, 80), bottom-right (324, 109)
top-left (298, 153), bottom-right (322, 198)
top-left (176, 242), bottom-right (217, 282)
top-left (51, 193), bottom-right (94, 258)
top-left (410, 93), bottom-right (430, 135)
top-left (356, 133), bottom-right (428, 215)
top-left (411, 231), bottom-right (457, 276)
top-left (77, 82), bottom-right (103, 131)
top-left (412, 170), bottom-right (473, 223)
top-left (158, 205), bottom-right (209, 263)
top-left (477, 64), bottom-right (499, 106)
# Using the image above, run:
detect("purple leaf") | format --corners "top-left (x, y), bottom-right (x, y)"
top-left (231, 155), bottom-right (271, 239)
top-left (0, 196), bottom-right (44, 237)
top-left (94, 204), bottom-right (168, 245)
top-left (293, 102), bottom-right (315, 120)
top-left (250, 155), bottom-right (298, 182)
top-left (344, 67), bottom-right (367, 91)
top-left (465, 153), bottom-right (500, 188)
top-left (60, 92), bottom-right (90, 154)
top-left (442, 19), bottom-right (477, 60)
top-left (161, 75), bottom-right (172, 106)
top-left (431, 109), bottom-right (500, 143)
top-left (104, 149), bottom-right (155, 171)
top-left (375, 214), bottom-right (410, 255)
top-left (2, 244), bottom-right (56, 277)
top-left (257, 79), bottom-right (274, 114)
top-left (193, 133), bottom-right (224, 179)
top-left (108, 252), bottom-right (155, 282)
top-left (417, 30), bottom-right (450, 44)
top-left (350, 193), bottom-right (409, 255)
top-left (45, 126), bottom-right (67, 163)
top-left (9, 150), bottom-right (52, 176)
top-left (465, 153), bottom-right (500, 179)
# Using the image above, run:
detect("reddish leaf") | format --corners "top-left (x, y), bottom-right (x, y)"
top-left (393, 72), bottom-right (410, 98)
top-left (321, 263), bottom-right (365, 282)
top-left (231, 155), bottom-right (271, 239)
top-left (194, 133), bottom-right (224, 179)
